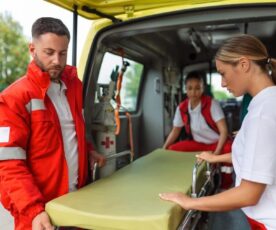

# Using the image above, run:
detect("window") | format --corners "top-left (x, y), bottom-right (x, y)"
top-left (97, 52), bottom-right (143, 112)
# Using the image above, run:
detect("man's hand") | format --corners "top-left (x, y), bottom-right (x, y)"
top-left (32, 211), bottom-right (55, 230)
top-left (89, 150), bottom-right (106, 168)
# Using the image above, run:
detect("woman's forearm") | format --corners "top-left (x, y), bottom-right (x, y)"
top-left (163, 127), bottom-right (182, 149)
top-left (196, 151), bottom-right (232, 163)
top-left (213, 134), bottom-right (227, 154)
top-left (214, 119), bottom-right (228, 154)
top-left (163, 180), bottom-right (266, 212)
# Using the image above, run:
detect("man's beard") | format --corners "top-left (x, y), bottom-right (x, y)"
top-left (33, 54), bottom-right (64, 80)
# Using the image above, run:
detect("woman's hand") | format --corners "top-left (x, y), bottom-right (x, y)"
top-left (196, 151), bottom-right (216, 163)
top-left (159, 192), bottom-right (192, 209)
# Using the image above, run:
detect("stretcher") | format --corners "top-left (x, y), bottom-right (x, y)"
top-left (46, 149), bottom-right (216, 230)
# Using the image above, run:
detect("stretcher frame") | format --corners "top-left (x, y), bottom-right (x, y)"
top-left (178, 162), bottom-right (220, 230)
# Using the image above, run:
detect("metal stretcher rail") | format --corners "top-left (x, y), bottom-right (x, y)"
top-left (178, 161), bottom-right (220, 230)
top-left (93, 150), bottom-right (133, 181)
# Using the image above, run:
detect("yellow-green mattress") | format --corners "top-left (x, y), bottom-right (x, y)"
top-left (46, 149), bottom-right (205, 230)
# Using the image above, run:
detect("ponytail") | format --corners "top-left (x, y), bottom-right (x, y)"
top-left (269, 58), bottom-right (276, 85)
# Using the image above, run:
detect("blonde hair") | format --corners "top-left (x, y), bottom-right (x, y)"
top-left (215, 34), bottom-right (276, 84)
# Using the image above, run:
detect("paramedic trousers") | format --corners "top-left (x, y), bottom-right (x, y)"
top-left (168, 139), bottom-right (233, 189)
top-left (246, 216), bottom-right (267, 230)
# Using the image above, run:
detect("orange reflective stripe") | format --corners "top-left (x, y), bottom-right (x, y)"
top-left (115, 72), bottom-right (123, 103)
top-left (126, 112), bottom-right (134, 161)
top-left (114, 57), bottom-right (129, 136)
top-left (114, 66), bottom-right (123, 135)
top-left (115, 109), bottom-right (120, 135)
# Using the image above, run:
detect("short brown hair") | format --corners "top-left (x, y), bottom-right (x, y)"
top-left (32, 17), bottom-right (70, 40)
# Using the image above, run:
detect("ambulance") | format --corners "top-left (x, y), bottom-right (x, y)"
top-left (44, 1), bottom-right (276, 229)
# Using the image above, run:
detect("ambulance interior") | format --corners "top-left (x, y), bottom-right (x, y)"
top-left (84, 5), bottom-right (276, 165)
top-left (45, 4), bottom-right (276, 230)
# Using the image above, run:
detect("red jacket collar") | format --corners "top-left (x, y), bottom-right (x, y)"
top-left (27, 61), bottom-right (78, 98)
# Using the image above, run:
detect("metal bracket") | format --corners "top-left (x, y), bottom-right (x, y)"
top-left (124, 5), bottom-right (135, 18)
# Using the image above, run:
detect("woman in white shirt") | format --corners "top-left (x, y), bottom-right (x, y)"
top-left (160, 34), bottom-right (276, 230)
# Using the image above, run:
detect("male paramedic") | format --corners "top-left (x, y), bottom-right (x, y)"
top-left (0, 17), bottom-right (105, 230)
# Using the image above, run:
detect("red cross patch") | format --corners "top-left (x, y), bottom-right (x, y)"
top-left (101, 136), bottom-right (114, 149)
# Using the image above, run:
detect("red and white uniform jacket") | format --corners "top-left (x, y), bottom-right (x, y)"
top-left (179, 95), bottom-right (219, 139)
top-left (0, 61), bottom-right (88, 229)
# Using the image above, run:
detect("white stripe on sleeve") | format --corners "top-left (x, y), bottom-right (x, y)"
top-left (0, 147), bottom-right (26, 160)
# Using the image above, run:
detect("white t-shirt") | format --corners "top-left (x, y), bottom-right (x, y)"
top-left (47, 81), bottom-right (79, 192)
top-left (232, 86), bottom-right (276, 229)
top-left (173, 99), bottom-right (225, 144)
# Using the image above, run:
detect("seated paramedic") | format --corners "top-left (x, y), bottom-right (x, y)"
top-left (0, 17), bottom-right (105, 230)
top-left (163, 71), bottom-right (233, 189)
